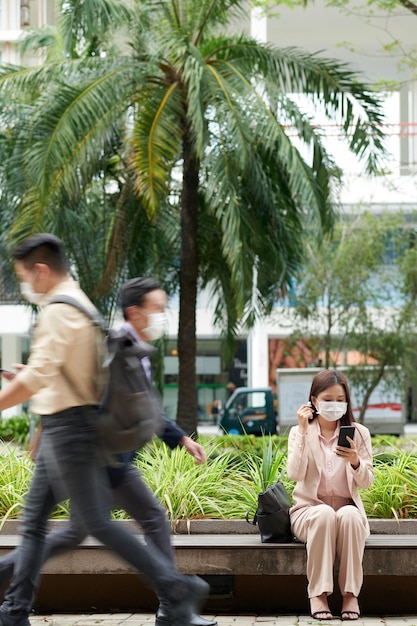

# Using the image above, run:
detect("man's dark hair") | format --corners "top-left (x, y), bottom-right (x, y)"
top-left (12, 233), bottom-right (68, 274)
top-left (119, 277), bottom-right (161, 320)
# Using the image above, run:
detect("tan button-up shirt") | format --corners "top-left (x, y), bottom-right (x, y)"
top-left (17, 278), bottom-right (100, 415)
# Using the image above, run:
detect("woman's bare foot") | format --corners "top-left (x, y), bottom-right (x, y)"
top-left (341, 593), bottom-right (360, 620)
top-left (310, 593), bottom-right (333, 620)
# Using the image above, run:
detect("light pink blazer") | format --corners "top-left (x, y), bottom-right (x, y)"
top-left (287, 421), bottom-right (374, 535)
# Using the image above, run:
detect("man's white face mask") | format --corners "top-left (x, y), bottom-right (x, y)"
top-left (318, 401), bottom-right (348, 422)
top-left (143, 312), bottom-right (168, 341)
top-left (20, 281), bottom-right (44, 306)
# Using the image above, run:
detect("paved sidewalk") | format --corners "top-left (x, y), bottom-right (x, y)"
top-left (28, 614), bottom-right (417, 626)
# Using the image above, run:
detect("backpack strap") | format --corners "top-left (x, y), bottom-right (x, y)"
top-left (48, 295), bottom-right (109, 401)
top-left (49, 295), bottom-right (108, 333)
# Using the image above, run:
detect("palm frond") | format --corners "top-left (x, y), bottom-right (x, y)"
top-left (18, 25), bottom-right (65, 63)
top-left (130, 82), bottom-right (184, 214)
top-left (205, 36), bottom-right (386, 174)
top-left (60, 0), bottom-right (134, 57)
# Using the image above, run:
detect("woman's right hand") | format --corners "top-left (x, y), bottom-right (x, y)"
top-left (296, 403), bottom-right (314, 434)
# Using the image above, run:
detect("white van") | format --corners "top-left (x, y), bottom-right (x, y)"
top-left (276, 367), bottom-right (405, 436)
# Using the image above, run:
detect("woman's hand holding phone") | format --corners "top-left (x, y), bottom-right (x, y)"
top-left (336, 426), bottom-right (360, 468)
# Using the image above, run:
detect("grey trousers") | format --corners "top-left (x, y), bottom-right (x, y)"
top-left (0, 408), bottom-right (185, 615)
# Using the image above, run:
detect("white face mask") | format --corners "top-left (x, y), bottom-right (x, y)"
top-left (20, 282), bottom-right (44, 306)
top-left (143, 312), bottom-right (168, 341)
top-left (318, 401), bottom-right (348, 422)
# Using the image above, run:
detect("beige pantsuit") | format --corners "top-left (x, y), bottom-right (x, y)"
top-left (291, 503), bottom-right (368, 597)
top-left (287, 422), bottom-right (374, 600)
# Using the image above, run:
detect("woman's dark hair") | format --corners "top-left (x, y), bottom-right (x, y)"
top-left (309, 369), bottom-right (355, 425)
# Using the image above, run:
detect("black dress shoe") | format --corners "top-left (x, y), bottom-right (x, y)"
top-left (189, 614), bottom-right (218, 626)
top-left (0, 609), bottom-right (30, 626)
top-left (156, 575), bottom-right (210, 626)
top-left (156, 609), bottom-right (218, 626)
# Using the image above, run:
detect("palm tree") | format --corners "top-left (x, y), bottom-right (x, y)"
top-left (0, 0), bottom-right (386, 434)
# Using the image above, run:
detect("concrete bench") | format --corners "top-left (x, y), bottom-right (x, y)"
top-left (2, 530), bottom-right (417, 576)
top-left (1, 520), bottom-right (417, 614)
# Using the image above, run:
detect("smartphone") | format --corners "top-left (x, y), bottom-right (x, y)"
top-left (337, 425), bottom-right (355, 448)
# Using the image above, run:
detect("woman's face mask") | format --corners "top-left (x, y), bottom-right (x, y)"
top-left (317, 401), bottom-right (348, 422)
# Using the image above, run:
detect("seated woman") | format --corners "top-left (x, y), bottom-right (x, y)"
top-left (287, 369), bottom-right (374, 621)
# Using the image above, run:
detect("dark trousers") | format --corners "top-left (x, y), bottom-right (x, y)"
top-left (39, 465), bottom-right (175, 564)
top-left (0, 466), bottom-right (176, 610)
top-left (0, 408), bottom-right (184, 615)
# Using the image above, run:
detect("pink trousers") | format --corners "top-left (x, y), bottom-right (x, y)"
top-left (291, 504), bottom-right (368, 598)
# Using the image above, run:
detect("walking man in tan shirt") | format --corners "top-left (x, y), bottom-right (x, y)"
top-left (0, 233), bottom-right (208, 626)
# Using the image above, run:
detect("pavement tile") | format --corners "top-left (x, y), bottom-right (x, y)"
top-left (66, 614), bottom-right (120, 626)
top-left (31, 617), bottom-right (83, 626)
top-left (31, 618), bottom-right (84, 626)
top-left (255, 615), bottom-right (298, 626)
top-left (117, 616), bottom-right (154, 624)
top-left (265, 617), bottom-right (296, 619)
top-left (298, 617), bottom-right (342, 625)
top-left (214, 617), bottom-right (254, 623)
top-left (27, 615), bottom-right (417, 626)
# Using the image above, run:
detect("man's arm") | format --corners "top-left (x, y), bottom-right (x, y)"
top-left (160, 418), bottom-right (207, 464)
top-left (0, 377), bottom-right (33, 412)
top-left (160, 417), bottom-right (185, 448)
top-left (0, 368), bottom-right (37, 457)
top-left (179, 435), bottom-right (206, 464)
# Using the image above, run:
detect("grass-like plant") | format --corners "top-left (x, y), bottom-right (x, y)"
top-left (227, 434), bottom-right (294, 514)
top-left (0, 446), bottom-right (70, 524)
top-left (360, 439), bottom-right (417, 519)
top-left (134, 438), bottom-right (255, 521)
top-left (130, 434), bottom-right (293, 524)
top-left (0, 446), bottom-right (33, 527)
top-left (3, 434), bottom-right (417, 523)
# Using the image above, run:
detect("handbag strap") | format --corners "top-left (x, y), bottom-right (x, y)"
top-left (245, 505), bottom-right (258, 526)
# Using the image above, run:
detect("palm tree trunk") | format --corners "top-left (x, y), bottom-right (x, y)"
top-left (176, 132), bottom-right (199, 435)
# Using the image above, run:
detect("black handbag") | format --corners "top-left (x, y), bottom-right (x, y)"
top-left (246, 480), bottom-right (293, 543)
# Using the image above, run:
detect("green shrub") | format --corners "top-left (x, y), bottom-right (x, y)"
top-left (0, 414), bottom-right (37, 446)
top-left (360, 441), bottom-right (417, 519)
top-left (0, 446), bottom-right (33, 526)
top-left (2, 433), bottom-right (417, 523)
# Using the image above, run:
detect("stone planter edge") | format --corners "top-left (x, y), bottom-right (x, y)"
top-left (1, 517), bottom-right (416, 535)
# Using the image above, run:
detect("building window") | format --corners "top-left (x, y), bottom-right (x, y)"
top-left (21, 0), bottom-right (30, 27)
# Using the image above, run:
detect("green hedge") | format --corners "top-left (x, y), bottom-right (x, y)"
top-left (0, 415), bottom-right (35, 446)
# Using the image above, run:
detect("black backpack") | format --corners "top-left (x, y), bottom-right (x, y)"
top-left (49, 295), bottom-right (165, 452)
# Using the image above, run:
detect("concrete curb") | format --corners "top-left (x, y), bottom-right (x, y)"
top-left (1, 517), bottom-right (416, 535)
